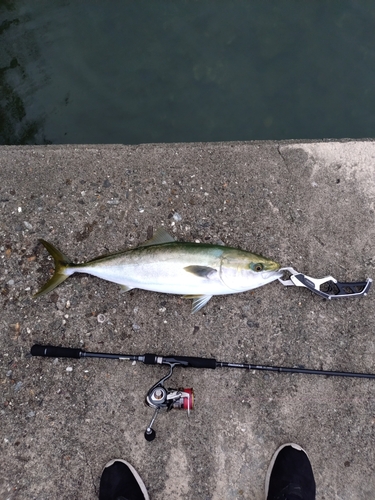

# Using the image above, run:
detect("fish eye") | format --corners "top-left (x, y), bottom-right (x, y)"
top-left (251, 263), bottom-right (264, 272)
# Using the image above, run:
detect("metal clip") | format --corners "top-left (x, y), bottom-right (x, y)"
top-left (279, 267), bottom-right (372, 300)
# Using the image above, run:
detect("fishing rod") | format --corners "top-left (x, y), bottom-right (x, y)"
top-left (30, 343), bottom-right (375, 441)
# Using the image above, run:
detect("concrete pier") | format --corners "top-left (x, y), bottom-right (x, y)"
top-left (1, 140), bottom-right (375, 499)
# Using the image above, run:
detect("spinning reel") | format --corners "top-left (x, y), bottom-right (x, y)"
top-left (144, 362), bottom-right (193, 441)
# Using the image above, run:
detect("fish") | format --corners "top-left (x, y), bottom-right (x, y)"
top-left (33, 228), bottom-right (282, 312)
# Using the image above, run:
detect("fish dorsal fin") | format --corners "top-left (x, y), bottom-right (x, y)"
top-left (139, 228), bottom-right (176, 247)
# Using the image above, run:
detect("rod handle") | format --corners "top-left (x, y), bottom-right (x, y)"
top-left (30, 344), bottom-right (82, 359)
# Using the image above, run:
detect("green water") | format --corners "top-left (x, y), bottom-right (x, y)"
top-left (1, 0), bottom-right (375, 145)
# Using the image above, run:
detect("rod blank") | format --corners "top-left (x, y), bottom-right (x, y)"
top-left (30, 344), bottom-right (375, 380)
top-left (217, 361), bottom-right (375, 379)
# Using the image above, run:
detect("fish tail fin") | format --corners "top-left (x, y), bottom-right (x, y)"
top-left (33, 239), bottom-right (73, 298)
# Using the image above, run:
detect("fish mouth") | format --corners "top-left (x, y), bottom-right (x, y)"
top-left (261, 269), bottom-right (284, 281)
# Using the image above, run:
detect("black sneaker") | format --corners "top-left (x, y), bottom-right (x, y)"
top-left (99, 459), bottom-right (149, 500)
top-left (265, 443), bottom-right (316, 500)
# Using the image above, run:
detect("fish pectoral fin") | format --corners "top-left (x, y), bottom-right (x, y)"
top-left (139, 227), bottom-right (175, 247)
top-left (184, 265), bottom-right (217, 278)
top-left (120, 285), bottom-right (134, 293)
top-left (183, 294), bottom-right (213, 313)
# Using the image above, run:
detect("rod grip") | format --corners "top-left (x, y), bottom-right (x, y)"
top-left (30, 344), bottom-right (82, 359)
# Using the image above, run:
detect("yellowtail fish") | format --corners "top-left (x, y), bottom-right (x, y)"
top-left (34, 228), bottom-right (282, 313)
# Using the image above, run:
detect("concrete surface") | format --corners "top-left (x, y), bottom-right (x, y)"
top-left (1, 140), bottom-right (375, 500)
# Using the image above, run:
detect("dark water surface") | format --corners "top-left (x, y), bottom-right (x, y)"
top-left (1, 0), bottom-right (375, 145)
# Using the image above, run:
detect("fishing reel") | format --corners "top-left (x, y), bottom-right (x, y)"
top-left (144, 362), bottom-right (194, 441)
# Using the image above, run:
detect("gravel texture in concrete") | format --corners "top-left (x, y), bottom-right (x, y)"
top-left (1, 141), bottom-right (375, 499)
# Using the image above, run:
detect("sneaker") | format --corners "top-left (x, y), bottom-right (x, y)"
top-left (99, 459), bottom-right (150, 500)
top-left (265, 443), bottom-right (316, 500)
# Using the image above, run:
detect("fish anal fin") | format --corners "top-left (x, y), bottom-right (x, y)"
top-left (184, 265), bottom-right (217, 279)
top-left (120, 284), bottom-right (133, 293)
top-left (183, 294), bottom-right (213, 313)
top-left (139, 227), bottom-right (176, 247)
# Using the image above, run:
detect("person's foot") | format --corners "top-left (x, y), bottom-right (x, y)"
top-left (265, 443), bottom-right (316, 500)
top-left (99, 459), bottom-right (149, 500)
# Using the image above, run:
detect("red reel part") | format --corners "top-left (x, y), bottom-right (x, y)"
top-left (173, 388), bottom-right (194, 411)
